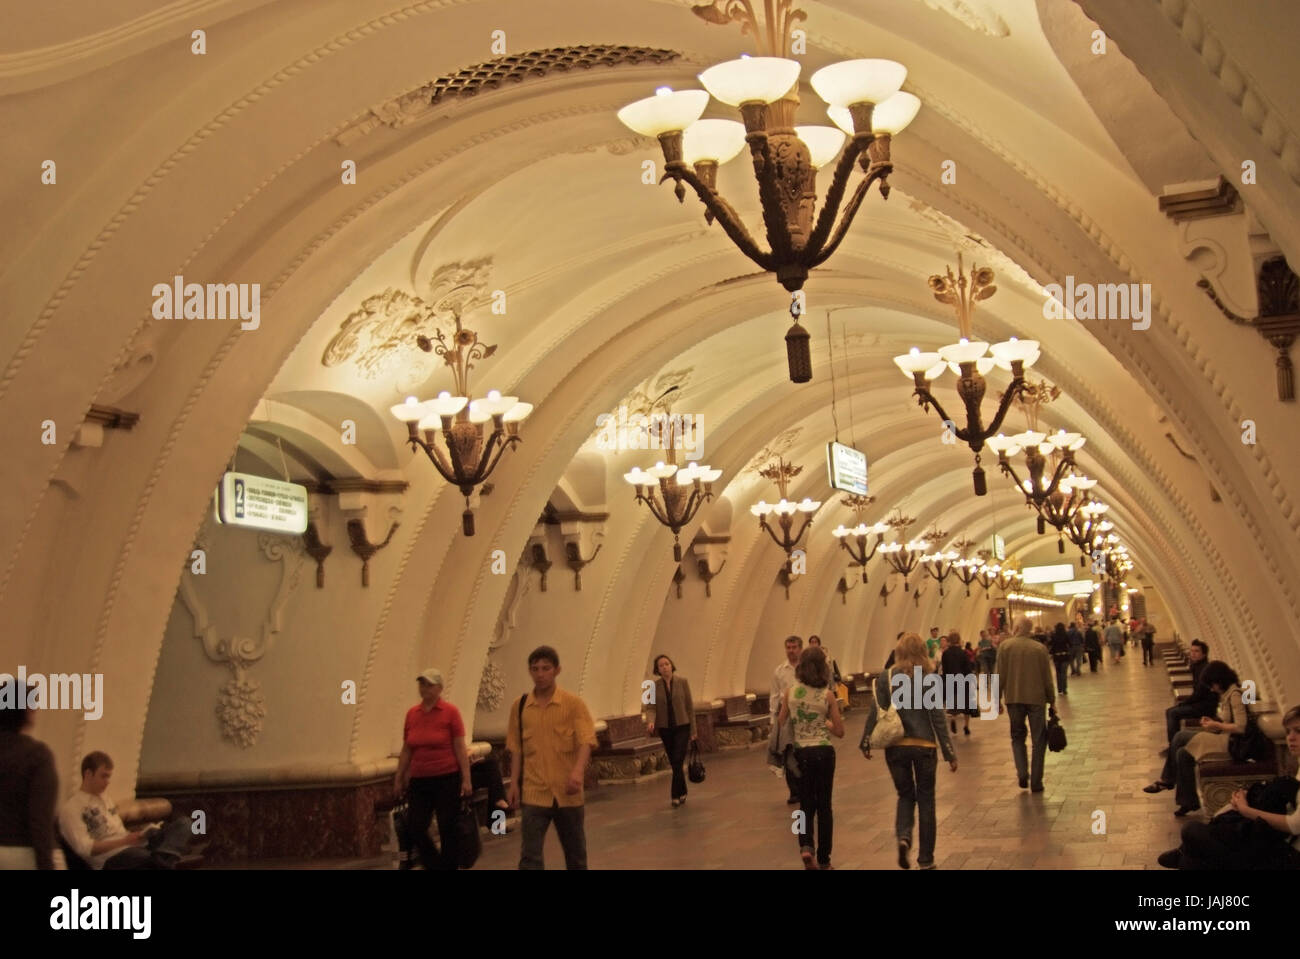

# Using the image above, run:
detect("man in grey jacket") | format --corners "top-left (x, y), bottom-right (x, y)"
top-left (996, 617), bottom-right (1057, 793)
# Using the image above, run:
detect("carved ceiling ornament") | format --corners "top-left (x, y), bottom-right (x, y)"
top-left (586, 367), bottom-right (695, 448)
top-left (321, 259), bottom-right (493, 382)
top-left (177, 529), bottom-right (306, 749)
top-left (911, 0), bottom-right (1010, 38)
top-left (746, 426), bottom-right (803, 473)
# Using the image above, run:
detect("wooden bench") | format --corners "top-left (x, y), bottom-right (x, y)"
top-left (714, 694), bottom-right (770, 748)
top-left (590, 714), bottom-right (667, 783)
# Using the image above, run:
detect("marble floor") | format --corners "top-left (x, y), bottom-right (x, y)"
top-left (266, 644), bottom-right (1193, 870)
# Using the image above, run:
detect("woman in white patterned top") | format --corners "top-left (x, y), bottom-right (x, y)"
top-left (777, 646), bottom-right (844, 870)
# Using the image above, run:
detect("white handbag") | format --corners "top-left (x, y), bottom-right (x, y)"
top-left (867, 671), bottom-right (905, 750)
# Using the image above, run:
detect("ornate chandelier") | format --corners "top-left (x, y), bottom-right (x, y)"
top-left (921, 535), bottom-right (975, 597)
top-left (623, 415), bottom-right (722, 563)
top-left (390, 315), bottom-right (532, 535)
top-left (878, 511), bottom-right (931, 594)
top-left (750, 456), bottom-right (820, 597)
top-left (831, 493), bottom-right (889, 583)
top-left (1066, 501), bottom-right (1112, 566)
top-left (617, 0), bottom-right (921, 383)
top-left (894, 256), bottom-right (1039, 494)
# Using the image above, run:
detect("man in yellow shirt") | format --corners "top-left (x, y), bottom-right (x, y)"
top-left (506, 645), bottom-right (597, 870)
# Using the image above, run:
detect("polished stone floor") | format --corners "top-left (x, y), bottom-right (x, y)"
top-left (270, 643), bottom-right (1192, 870)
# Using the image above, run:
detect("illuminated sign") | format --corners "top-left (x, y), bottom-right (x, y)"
top-left (990, 534), bottom-right (1005, 560)
top-left (826, 442), bottom-right (868, 496)
top-left (1053, 579), bottom-right (1097, 596)
top-left (1021, 563), bottom-right (1075, 585)
top-left (214, 471), bottom-right (309, 534)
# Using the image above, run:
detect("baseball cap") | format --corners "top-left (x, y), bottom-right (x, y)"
top-left (416, 668), bottom-right (444, 686)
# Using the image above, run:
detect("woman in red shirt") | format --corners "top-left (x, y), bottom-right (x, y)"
top-left (394, 668), bottom-right (472, 870)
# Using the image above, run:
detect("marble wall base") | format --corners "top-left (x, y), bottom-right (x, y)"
top-left (138, 779), bottom-right (391, 865)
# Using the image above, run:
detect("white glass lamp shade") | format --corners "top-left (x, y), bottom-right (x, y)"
top-left (683, 119), bottom-right (747, 165)
top-left (467, 406), bottom-right (492, 425)
top-left (989, 337), bottom-right (1041, 371)
top-left (986, 433), bottom-right (1020, 456)
top-left (503, 401), bottom-right (533, 423)
top-left (624, 468), bottom-right (652, 486)
top-left (943, 551), bottom-right (959, 562)
top-left (871, 91), bottom-right (921, 134)
top-left (879, 542), bottom-right (901, 554)
top-left (920, 552), bottom-right (936, 563)
top-left (907, 539), bottom-right (931, 552)
top-left (617, 88), bottom-right (710, 137)
top-left (1014, 430), bottom-right (1047, 450)
top-left (1048, 430), bottom-right (1085, 452)
top-left (773, 499), bottom-right (799, 516)
top-left (894, 347), bottom-right (945, 379)
top-left (698, 57), bottom-right (801, 106)
top-left (1068, 476), bottom-right (1097, 491)
top-left (751, 500), bottom-right (773, 516)
top-left (938, 339), bottom-right (991, 367)
top-left (675, 463), bottom-right (700, 484)
top-left (470, 390), bottom-right (518, 418)
top-left (697, 466), bottom-right (723, 483)
top-left (809, 59), bottom-right (906, 107)
top-left (794, 125), bottom-right (846, 168)
top-left (869, 522), bottom-right (891, 536)
top-left (796, 498), bottom-right (821, 513)
top-left (390, 396), bottom-right (426, 423)
top-left (849, 523), bottom-right (870, 537)
top-left (423, 391), bottom-right (466, 418)
top-left (646, 462), bottom-right (677, 480)
top-left (832, 525), bottom-right (850, 539)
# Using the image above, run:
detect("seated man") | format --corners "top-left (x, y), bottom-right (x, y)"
top-left (1161, 640), bottom-right (1216, 750)
top-left (58, 751), bottom-right (193, 870)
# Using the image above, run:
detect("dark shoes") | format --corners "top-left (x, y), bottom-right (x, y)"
top-left (1019, 778), bottom-right (1029, 789)
top-left (1158, 748), bottom-right (1169, 758)
top-left (963, 727), bottom-right (970, 736)
top-left (787, 795), bottom-right (800, 805)
top-left (897, 838), bottom-right (911, 870)
top-left (1157, 849), bottom-right (1183, 869)
top-left (1174, 805), bottom-right (1200, 817)
top-left (1144, 781), bottom-right (1174, 793)
top-left (1030, 783), bottom-right (1045, 793)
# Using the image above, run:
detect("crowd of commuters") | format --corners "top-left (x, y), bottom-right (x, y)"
top-left (6, 613), bottom-right (1296, 874)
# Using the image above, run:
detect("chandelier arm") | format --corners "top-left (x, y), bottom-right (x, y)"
top-left (411, 436), bottom-right (459, 486)
top-left (802, 138), bottom-right (866, 260)
top-left (807, 165), bottom-right (889, 268)
top-left (642, 491), bottom-right (673, 529)
top-left (983, 378), bottom-right (1026, 440)
top-left (473, 431), bottom-right (516, 484)
top-left (673, 167), bottom-right (775, 269)
top-left (677, 488), bottom-right (704, 528)
top-left (915, 390), bottom-right (967, 440)
top-left (471, 429), bottom-right (505, 482)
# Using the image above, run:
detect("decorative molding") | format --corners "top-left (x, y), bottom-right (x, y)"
top-left (1159, 176), bottom-right (1239, 222)
top-left (476, 660), bottom-right (506, 712)
top-left (336, 45), bottom-right (681, 144)
top-left (745, 426), bottom-right (802, 473)
top-left (177, 529), bottom-right (305, 748)
top-left (912, 0), bottom-right (1009, 38)
top-left (1152, 0), bottom-right (1300, 188)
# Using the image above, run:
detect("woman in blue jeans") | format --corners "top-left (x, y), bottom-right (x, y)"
top-left (863, 633), bottom-right (958, 869)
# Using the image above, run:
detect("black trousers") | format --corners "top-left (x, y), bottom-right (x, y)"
top-left (794, 745), bottom-right (836, 866)
top-left (470, 753), bottom-right (507, 808)
top-left (1165, 702), bottom-right (1214, 742)
top-left (1141, 638), bottom-right (1154, 664)
top-left (1086, 648), bottom-right (1100, 671)
top-left (658, 724), bottom-right (691, 800)
top-left (408, 772), bottom-right (462, 870)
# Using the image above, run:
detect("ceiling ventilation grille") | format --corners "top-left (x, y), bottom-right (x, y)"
top-left (429, 45), bottom-right (681, 104)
